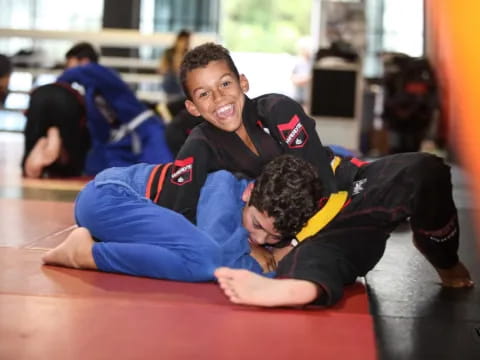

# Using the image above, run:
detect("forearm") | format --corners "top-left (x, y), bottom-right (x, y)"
top-left (272, 279), bottom-right (319, 306)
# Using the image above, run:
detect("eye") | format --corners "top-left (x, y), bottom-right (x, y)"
top-left (194, 89), bottom-right (209, 99)
top-left (267, 235), bottom-right (281, 244)
top-left (252, 219), bottom-right (262, 229)
top-left (220, 80), bottom-right (231, 88)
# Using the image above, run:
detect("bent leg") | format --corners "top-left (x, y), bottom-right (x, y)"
top-left (71, 180), bottom-right (221, 281)
top-left (137, 117), bottom-right (173, 164)
top-left (406, 154), bottom-right (473, 286)
top-left (352, 153), bottom-right (473, 287)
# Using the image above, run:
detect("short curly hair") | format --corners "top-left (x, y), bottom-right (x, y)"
top-left (248, 154), bottom-right (322, 240)
top-left (180, 42), bottom-right (240, 99)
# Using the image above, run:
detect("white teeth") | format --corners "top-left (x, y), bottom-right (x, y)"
top-left (216, 104), bottom-right (233, 117)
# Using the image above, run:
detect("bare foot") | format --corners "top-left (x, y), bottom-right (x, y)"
top-left (24, 126), bottom-right (62, 178)
top-left (42, 227), bottom-right (97, 269)
top-left (435, 261), bottom-right (474, 288)
top-left (214, 267), bottom-right (318, 307)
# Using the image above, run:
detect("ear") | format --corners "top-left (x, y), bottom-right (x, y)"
top-left (241, 181), bottom-right (255, 202)
top-left (185, 99), bottom-right (201, 117)
top-left (239, 74), bottom-right (249, 93)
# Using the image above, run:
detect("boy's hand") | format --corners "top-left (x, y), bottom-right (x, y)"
top-left (250, 244), bottom-right (276, 272)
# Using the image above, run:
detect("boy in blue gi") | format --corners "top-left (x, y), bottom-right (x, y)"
top-left (166, 43), bottom-right (472, 307)
top-left (59, 42), bottom-right (173, 175)
top-left (42, 155), bottom-right (322, 281)
top-left (24, 42), bottom-right (173, 177)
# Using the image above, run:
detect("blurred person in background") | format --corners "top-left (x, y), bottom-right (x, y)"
top-left (0, 54), bottom-right (12, 107)
top-left (158, 29), bottom-right (191, 105)
top-left (57, 42), bottom-right (173, 175)
top-left (291, 37), bottom-right (313, 111)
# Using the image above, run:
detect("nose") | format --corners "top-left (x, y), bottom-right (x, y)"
top-left (212, 88), bottom-right (224, 102)
top-left (255, 232), bottom-right (268, 245)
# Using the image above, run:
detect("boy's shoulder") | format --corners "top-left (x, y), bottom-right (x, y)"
top-left (252, 93), bottom-right (301, 117)
top-left (253, 93), bottom-right (296, 109)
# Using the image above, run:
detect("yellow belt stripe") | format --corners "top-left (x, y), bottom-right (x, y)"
top-left (295, 156), bottom-right (346, 242)
top-left (296, 190), bottom-right (348, 241)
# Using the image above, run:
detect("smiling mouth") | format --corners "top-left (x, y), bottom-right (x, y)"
top-left (215, 104), bottom-right (234, 118)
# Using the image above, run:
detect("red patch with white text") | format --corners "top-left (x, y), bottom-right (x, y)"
top-left (277, 115), bottom-right (308, 148)
top-left (170, 157), bottom-right (194, 185)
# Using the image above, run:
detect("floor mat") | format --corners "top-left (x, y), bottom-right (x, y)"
top-left (0, 247), bottom-right (377, 360)
top-left (0, 198), bottom-right (74, 247)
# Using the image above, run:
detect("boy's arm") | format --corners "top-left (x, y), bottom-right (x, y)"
top-left (57, 66), bottom-right (90, 85)
top-left (159, 129), bottom-right (220, 223)
top-left (196, 172), bottom-right (265, 274)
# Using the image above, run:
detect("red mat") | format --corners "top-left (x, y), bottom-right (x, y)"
top-left (0, 198), bottom-right (377, 359)
top-left (0, 248), bottom-right (377, 360)
top-left (0, 198), bottom-right (74, 248)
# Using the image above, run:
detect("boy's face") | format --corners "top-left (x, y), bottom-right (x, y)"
top-left (241, 183), bottom-right (282, 246)
top-left (65, 57), bottom-right (89, 69)
top-left (184, 60), bottom-right (249, 134)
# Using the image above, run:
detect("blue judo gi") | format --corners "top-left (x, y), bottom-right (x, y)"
top-left (74, 164), bottom-right (264, 281)
top-left (57, 63), bottom-right (173, 175)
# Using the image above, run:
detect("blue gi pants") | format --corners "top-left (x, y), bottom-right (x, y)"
top-left (74, 165), bottom-right (262, 281)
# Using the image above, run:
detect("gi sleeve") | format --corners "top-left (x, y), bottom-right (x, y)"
top-left (160, 127), bottom-right (220, 224)
top-left (276, 238), bottom-right (358, 307)
top-left (196, 171), bottom-right (263, 273)
top-left (264, 95), bottom-right (338, 194)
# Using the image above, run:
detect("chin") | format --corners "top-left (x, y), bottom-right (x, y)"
top-left (224, 121), bottom-right (243, 133)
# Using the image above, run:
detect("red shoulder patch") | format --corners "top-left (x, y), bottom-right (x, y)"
top-left (277, 114), bottom-right (308, 148)
top-left (170, 157), bottom-right (194, 185)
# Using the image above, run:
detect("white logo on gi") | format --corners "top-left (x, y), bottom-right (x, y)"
top-left (352, 178), bottom-right (367, 195)
top-left (295, 138), bottom-right (303, 145)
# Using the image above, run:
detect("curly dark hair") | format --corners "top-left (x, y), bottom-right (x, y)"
top-left (248, 154), bottom-right (323, 240)
top-left (180, 42), bottom-right (240, 99)
top-left (65, 42), bottom-right (99, 63)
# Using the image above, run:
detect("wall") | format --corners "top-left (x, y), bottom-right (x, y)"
top-left (425, 0), bottom-right (480, 242)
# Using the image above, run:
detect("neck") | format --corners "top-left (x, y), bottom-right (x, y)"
top-left (236, 125), bottom-right (259, 155)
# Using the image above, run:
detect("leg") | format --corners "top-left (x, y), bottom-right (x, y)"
top-left (214, 267), bottom-right (318, 307)
top-left (137, 117), bottom-right (173, 164)
top-left (69, 179), bottom-right (221, 281)
top-left (353, 153), bottom-right (473, 288)
top-left (407, 154), bottom-right (473, 287)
